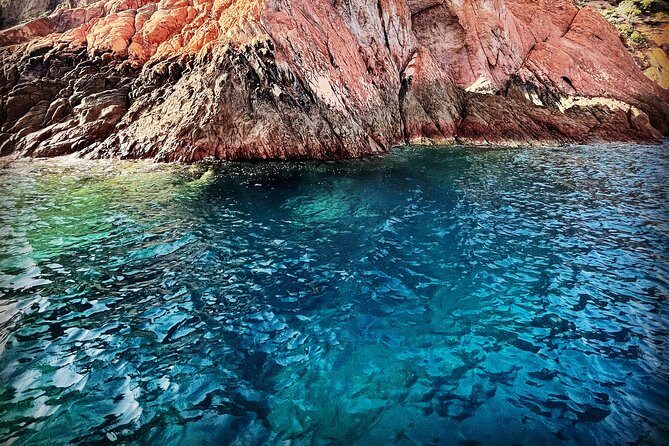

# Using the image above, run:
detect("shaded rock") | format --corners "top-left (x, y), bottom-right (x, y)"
top-left (458, 93), bottom-right (660, 146)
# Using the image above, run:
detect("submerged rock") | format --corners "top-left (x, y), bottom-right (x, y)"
top-left (0, 0), bottom-right (667, 161)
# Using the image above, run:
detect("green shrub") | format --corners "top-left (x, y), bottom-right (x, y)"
top-left (618, 1), bottom-right (642, 17)
top-left (638, 0), bottom-right (655, 10)
top-left (617, 23), bottom-right (635, 36)
top-left (630, 31), bottom-right (647, 44)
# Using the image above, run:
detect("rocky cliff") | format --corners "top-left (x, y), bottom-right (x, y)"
top-left (1, 0), bottom-right (668, 161)
top-left (586, 0), bottom-right (669, 90)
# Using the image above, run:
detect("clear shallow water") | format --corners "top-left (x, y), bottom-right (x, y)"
top-left (0, 144), bottom-right (668, 445)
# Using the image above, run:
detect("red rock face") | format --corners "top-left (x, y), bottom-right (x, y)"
top-left (410, 0), bottom-right (578, 88)
top-left (0, 0), bottom-right (667, 161)
top-left (516, 6), bottom-right (669, 134)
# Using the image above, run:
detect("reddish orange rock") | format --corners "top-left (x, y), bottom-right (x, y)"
top-left (0, 0), bottom-right (667, 161)
top-left (517, 6), bottom-right (669, 134)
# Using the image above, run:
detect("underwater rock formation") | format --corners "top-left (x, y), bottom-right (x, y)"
top-left (1, 0), bottom-right (668, 161)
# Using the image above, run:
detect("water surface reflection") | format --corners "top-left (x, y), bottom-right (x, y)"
top-left (0, 145), bottom-right (668, 445)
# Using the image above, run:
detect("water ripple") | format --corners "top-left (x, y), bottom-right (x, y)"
top-left (0, 145), bottom-right (668, 445)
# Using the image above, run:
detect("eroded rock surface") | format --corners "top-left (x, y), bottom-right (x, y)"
top-left (1, 0), bottom-right (667, 161)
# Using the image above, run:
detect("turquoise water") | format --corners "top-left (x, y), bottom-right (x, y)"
top-left (0, 145), bottom-right (668, 445)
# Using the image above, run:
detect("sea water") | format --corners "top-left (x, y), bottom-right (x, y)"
top-left (0, 144), bottom-right (668, 445)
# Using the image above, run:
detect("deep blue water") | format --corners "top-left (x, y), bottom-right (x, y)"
top-left (0, 144), bottom-right (668, 445)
